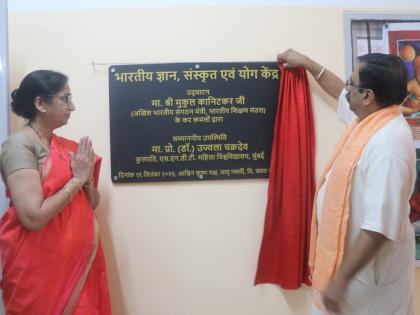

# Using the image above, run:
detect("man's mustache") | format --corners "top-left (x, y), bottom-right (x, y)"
top-left (345, 92), bottom-right (351, 102)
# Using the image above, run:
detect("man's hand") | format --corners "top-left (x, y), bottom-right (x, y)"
top-left (323, 275), bottom-right (349, 314)
top-left (276, 48), bottom-right (344, 100)
top-left (277, 48), bottom-right (310, 68)
top-left (321, 229), bottom-right (388, 314)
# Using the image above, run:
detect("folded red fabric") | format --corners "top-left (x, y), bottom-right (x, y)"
top-left (255, 64), bottom-right (315, 289)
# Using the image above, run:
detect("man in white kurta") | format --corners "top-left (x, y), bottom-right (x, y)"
top-left (278, 49), bottom-right (416, 315)
top-left (314, 89), bottom-right (416, 314)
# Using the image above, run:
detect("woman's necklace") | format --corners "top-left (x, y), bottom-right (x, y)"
top-left (27, 123), bottom-right (51, 149)
top-left (27, 123), bottom-right (71, 163)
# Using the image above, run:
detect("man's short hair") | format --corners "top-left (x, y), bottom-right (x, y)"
top-left (357, 53), bottom-right (407, 107)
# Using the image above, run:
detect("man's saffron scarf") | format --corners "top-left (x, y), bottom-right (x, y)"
top-left (0, 135), bottom-right (112, 314)
top-left (309, 104), bottom-right (401, 295)
top-left (255, 65), bottom-right (315, 289)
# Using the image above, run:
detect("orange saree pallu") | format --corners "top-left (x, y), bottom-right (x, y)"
top-left (0, 135), bottom-right (111, 314)
top-left (255, 65), bottom-right (315, 289)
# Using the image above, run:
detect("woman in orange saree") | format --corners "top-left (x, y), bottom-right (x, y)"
top-left (0, 70), bottom-right (111, 314)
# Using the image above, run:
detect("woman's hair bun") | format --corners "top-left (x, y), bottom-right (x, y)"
top-left (11, 89), bottom-right (19, 101)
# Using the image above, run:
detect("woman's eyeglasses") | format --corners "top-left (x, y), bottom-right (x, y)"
top-left (43, 94), bottom-right (72, 105)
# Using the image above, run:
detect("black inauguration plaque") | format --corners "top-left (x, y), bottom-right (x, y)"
top-left (109, 62), bottom-right (279, 182)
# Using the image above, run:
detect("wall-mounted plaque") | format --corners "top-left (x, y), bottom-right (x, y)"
top-left (109, 62), bottom-right (279, 182)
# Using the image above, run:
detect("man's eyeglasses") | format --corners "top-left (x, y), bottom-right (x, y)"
top-left (345, 78), bottom-right (364, 91)
top-left (43, 94), bottom-right (72, 105)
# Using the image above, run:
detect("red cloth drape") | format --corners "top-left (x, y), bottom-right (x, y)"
top-left (255, 65), bottom-right (315, 289)
top-left (0, 135), bottom-right (111, 314)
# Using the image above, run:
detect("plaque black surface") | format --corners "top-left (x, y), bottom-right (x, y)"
top-left (109, 62), bottom-right (279, 182)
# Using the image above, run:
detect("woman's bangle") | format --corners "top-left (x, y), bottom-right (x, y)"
top-left (83, 177), bottom-right (94, 188)
top-left (315, 66), bottom-right (325, 81)
top-left (83, 182), bottom-right (94, 188)
top-left (62, 186), bottom-right (72, 202)
top-left (71, 177), bottom-right (83, 190)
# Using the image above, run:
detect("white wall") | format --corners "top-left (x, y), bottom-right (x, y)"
top-left (7, 0), bottom-right (420, 11)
